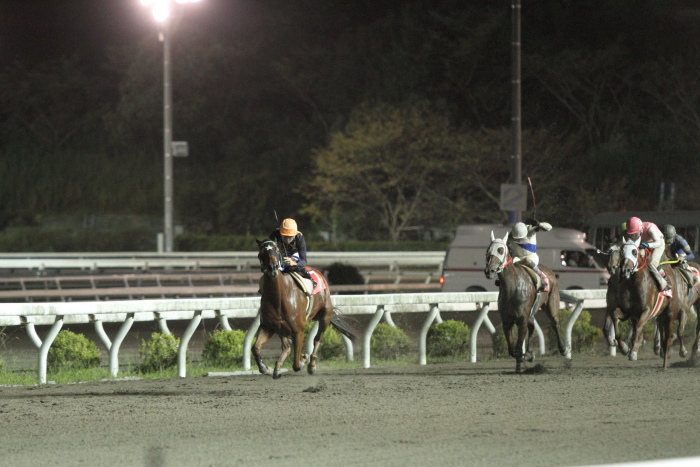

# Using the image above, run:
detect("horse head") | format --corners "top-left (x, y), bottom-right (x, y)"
top-left (484, 230), bottom-right (510, 279)
top-left (604, 244), bottom-right (622, 276)
top-left (257, 239), bottom-right (283, 277)
top-left (620, 240), bottom-right (641, 279)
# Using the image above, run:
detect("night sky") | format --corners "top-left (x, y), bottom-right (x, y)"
top-left (0, 1), bottom-right (401, 69)
top-left (0, 0), bottom-right (272, 67)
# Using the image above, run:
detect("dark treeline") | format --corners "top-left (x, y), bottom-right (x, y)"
top-left (1, 0), bottom-right (699, 244)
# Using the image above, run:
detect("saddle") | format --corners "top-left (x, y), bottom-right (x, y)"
top-left (519, 264), bottom-right (550, 292)
top-left (288, 269), bottom-right (324, 296)
top-left (288, 270), bottom-right (325, 320)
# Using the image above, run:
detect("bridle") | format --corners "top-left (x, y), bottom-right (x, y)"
top-left (258, 240), bottom-right (283, 277)
top-left (621, 240), bottom-right (649, 276)
top-left (486, 239), bottom-right (513, 275)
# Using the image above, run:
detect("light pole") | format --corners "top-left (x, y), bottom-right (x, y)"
top-left (140, 0), bottom-right (200, 253)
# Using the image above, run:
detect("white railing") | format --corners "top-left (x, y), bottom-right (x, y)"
top-left (0, 251), bottom-right (445, 272)
top-left (0, 290), bottom-right (607, 384)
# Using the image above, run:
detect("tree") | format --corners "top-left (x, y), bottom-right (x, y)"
top-left (304, 103), bottom-right (461, 241)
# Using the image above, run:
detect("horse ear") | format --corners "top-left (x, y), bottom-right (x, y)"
top-left (490, 231), bottom-right (495, 241)
top-left (503, 231), bottom-right (509, 243)
top-left (256, 239), bottom-right (262, 246)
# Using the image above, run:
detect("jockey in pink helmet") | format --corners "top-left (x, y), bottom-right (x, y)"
top-left (625, 216), bottom-right (671, 293)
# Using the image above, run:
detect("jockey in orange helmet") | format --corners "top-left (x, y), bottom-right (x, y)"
top-left (269, 218), bottom-right (317, 289)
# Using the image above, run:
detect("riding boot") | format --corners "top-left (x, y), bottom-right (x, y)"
top-left (534, 266), bottom-right (550, 292)
top-left (681, 264), bottom-right (698, 285)
top-left (649, 266), bottom-right (671, 293)
top-left (297, 267), bottom-right (318, 291)
top-left (681, 267), bottom-right (697, 286)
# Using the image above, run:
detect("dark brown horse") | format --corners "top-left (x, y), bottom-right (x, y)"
top-left (615, 240), bottom-right (683, 368)
top-left (253, 239), bottom-right (354, 379)
top-left (662, 247), bottom-right (700, 362)
top-left (484, 231), bottom-right (566, 373)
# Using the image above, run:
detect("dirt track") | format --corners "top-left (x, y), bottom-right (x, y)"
top-left (3, 350), bottom-right (700, 467)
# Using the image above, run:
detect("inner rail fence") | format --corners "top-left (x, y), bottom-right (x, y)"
top-left (0, 251), bottom-right (445, 274)
top-left (0, 290), bottom-right (606, 384)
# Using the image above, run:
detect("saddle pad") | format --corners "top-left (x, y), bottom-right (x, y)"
top-left (290, 269), bottom-right (326, 295)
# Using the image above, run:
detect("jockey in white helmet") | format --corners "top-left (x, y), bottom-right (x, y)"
top-left (508, 218), bottom-right (552, 292)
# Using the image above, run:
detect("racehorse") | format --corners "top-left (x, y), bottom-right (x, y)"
top-left (615, 240), bottom-right (683, 368)
top-left (253, 239), bottom-right (355, 379)
top-left (484, 231), bottom-right (566, 373)
top-left (662, 246), bottom-right (700, 363)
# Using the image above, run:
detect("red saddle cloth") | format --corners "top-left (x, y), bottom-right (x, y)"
top-left (307, 269), bottom-right (326, 295)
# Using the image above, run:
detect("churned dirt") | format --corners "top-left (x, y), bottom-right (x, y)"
top-left (2, 350), bottom-right (700, 467)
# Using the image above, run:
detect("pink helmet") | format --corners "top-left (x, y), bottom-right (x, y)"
top-left (626, 217), bottom-right (643, 235)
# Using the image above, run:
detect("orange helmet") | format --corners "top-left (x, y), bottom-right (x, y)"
top-left (626, 217), bottom-right (643, 235)
top-left (279, 218), bottom-right (298, 236)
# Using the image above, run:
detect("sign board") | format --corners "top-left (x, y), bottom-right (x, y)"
top-left (499, 183), bottom-right (527, 211)
top-left (172, 141), bottom-right (189, 157)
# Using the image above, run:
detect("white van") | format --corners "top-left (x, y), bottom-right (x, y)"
top-left (440, 224), bottom-right (610, 292)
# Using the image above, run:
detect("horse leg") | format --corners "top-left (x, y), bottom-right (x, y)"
top-left (660, 313), bottom-right (674, 369)
top-left (612, 310), bottom-right (630, 356)
top-left (514, 320), bottom-right (528, 373)
top-left (272, 336), bottom-right (292, 379)
top-left (629, 317), bottom-right (647, 361)
top-left (500, 317), bottom-right (519, 372)
top-left (692, 309), bottom-right (700, 365)
top-left (524, 319), bottom-right (535, 363)
top-left (677, 306), bottom-right (688, 358)
top-left (308, 312), bottom-right (331, 375)
top-left (252, 327), bottom-right (273, 375)
top-left (653, 324), bottom-right (661, 356)
top-left (544, 302), bottom-right (566, 356)
top-left (291, 329), bottom-right (308, 373)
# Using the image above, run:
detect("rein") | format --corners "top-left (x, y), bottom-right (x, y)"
top-left (638, 248), bottom-right (650, 270)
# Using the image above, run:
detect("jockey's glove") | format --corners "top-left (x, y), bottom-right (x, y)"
top-left (283, 257), bottom-right (297, 266)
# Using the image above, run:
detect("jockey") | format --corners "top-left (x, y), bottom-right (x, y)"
top-left (269, 218), bottom-right (317, 289)
top-left (663, 224), bottom-right (697, 285)
top-left (508, 218), bottom-right (553, 292)
top-left (625, 216), bottom-right (671, 293)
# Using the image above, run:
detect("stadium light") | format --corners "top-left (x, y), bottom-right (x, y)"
top-left (140, 0), bottom-right (202, 252)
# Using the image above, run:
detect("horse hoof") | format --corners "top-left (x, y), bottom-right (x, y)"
top-left (620, 343), bottom-right (630, 356)
top-left (257, 364), bottom-right (268, 375)
top-left (526, 352), bottom-right (535, 363)
top-left (680, 349), bottom-right (689, 358)
top-left (307, 365), bottom-right (316, 375)
top-left (272, 371), bottom-right (283, 379)
top-left (629, 351), bottom-right (638, 361)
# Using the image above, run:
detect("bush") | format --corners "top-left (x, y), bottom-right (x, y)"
top-left (139, 332), bottom-right (180, 373)
top-left (48, 330), bottom-right (101, 372)
top-left (547, 309), bottom-right (602, 353)
top-left (326, 262), bottom-right (364, 285)
top-left (202, 329), bottom-right (246, 367)
top-left (370, 323), bottom-right (411, 360)
top-left (317, 327), bottom-right (346, 360)
top-left (492, 324), bottom-right (509, 359)
top-left (427, 320), bottom-right (470, 358)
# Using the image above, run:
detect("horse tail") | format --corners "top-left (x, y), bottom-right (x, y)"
top-left (330, 311), bottom-right (356, 342)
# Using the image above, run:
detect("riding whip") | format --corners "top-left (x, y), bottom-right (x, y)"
top-left (527, 176), bottom-right (537, 219)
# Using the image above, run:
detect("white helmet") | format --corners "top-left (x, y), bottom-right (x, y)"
top-left (511, 222), bottom-right (528, 240)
